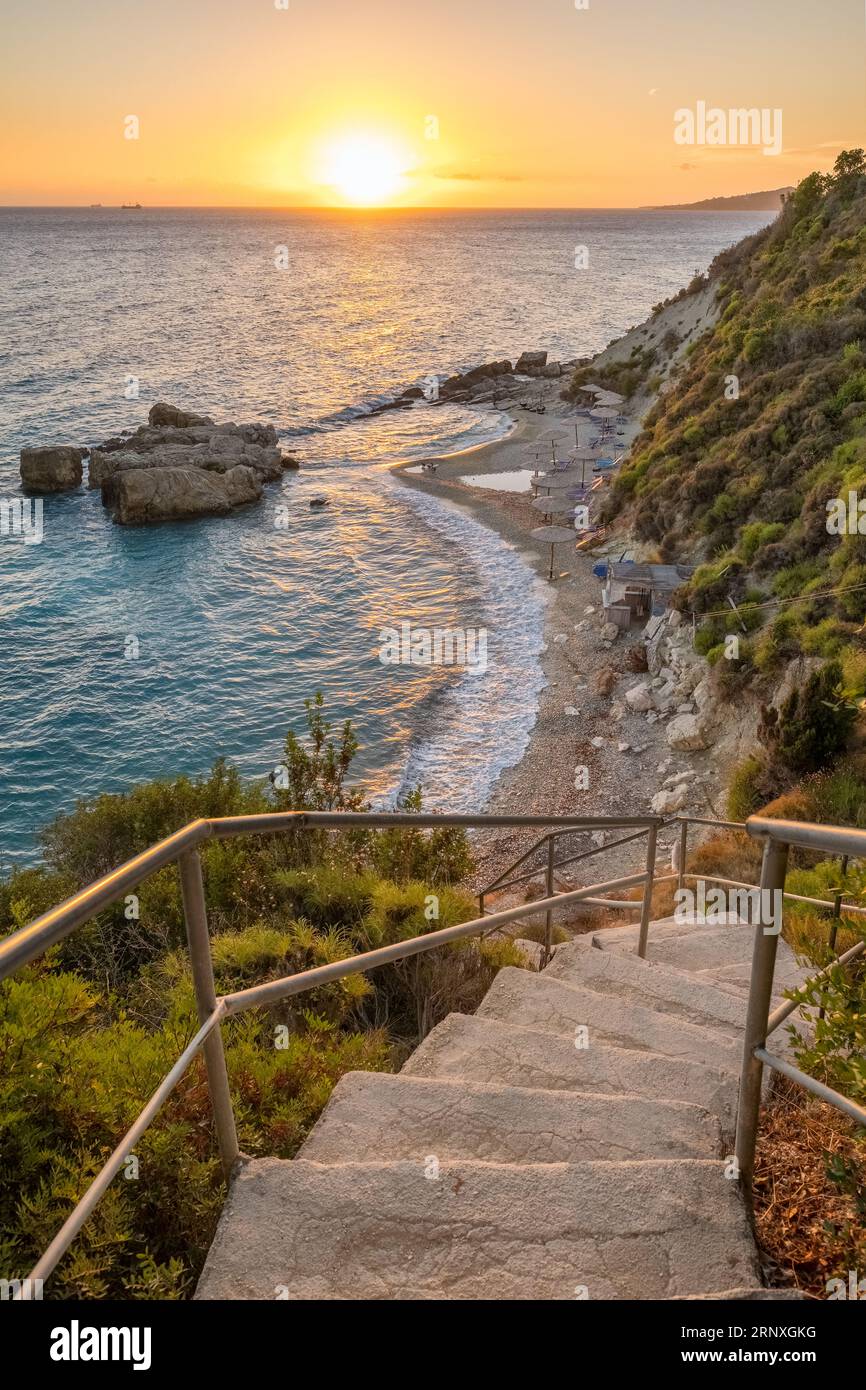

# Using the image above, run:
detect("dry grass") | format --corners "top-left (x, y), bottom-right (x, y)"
top-left (753, 1078), bottom-right (866, 1296)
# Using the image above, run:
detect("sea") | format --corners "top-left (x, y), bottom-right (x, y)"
top-left (0, 207), bottom-right (774, 863)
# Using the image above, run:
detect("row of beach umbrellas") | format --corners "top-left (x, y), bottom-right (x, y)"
top-left (527, 399), bottom-right (626, 577)
top-left (529, 441), bottom-right (602, 579)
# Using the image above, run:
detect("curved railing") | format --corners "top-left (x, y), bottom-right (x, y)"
top-left (0, 810), bottom-right (661, 1293)
top-left (3, 807), bottom-right (865, 1295)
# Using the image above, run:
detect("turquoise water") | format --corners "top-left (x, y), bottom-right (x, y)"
top-left (0, 208), bottom-right (774, 862)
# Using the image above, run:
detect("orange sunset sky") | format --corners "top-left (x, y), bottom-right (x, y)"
top-left (1, 0), bottom-right (864, 207)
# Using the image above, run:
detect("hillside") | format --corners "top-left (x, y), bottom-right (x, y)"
top-left (574, 150), bottom-right (866, 819)
top-left (647, 188), bottom-right (793, 212)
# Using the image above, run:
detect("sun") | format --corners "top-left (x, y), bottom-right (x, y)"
top-left (320, 133), bottom-right (407, 206)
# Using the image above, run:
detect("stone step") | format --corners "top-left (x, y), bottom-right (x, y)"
top-left (298, 1070), bottom-right (721, 1165)
top-left (195, 1158), bottom-right (759, 1301)
top-left (673, 1287), bottom-right (808, 1301)
top-left (695, 958), bottom-right (812, 997)
top-left (585, 918), bottom-right (703, 952)
top-left (598, 916), bottom-right (809, 989)
top-left (477, 968), bottom-right (740, 1071)
top-left (402, 1013), bottom-right (738, 1127)
top-left (546, 941), bottom-right (748, 1038)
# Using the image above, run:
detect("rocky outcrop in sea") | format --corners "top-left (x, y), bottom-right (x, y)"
top-left (19, 403), bottom-right (299, 525)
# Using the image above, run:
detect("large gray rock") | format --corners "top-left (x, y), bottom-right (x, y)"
top-left (104, 464), bottom-right (262, 525)
top-left (148, 402), bottom-right (214, 428)
top-left (514, 350), bottom-right (548, 375)
top-left (439, 361), bottom-right (513, 398)
top-left (90, 438), bottom-right (283, 489)
top-left (666, 712), bottom-right (711, 750)
top-left (20, 446), bottom-right (84, 493)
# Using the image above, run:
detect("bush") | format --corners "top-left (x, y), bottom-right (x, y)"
top-left (727, 755), bottom-right (774, 821)
top-left (759, 661), bottom-right (857, 773)
top-left (0, 695), bottom-right (509, 1299)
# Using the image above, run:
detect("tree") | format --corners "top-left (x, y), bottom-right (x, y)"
top-left (759, 661), bottom-right (857, 774)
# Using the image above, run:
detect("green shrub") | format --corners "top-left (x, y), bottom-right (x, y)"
top-left (727, 755), bottom-right (774, 821)
top-left (0, 696), bottom-right (506, 1299)
top-left (759, 661), bottom-right (857, 773)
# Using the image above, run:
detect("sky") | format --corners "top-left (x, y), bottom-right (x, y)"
top-left (1, 0), bottom-right (864, 207)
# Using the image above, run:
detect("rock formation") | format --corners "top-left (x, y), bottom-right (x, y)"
top-left (103, 464), bottom-right (263, 526)
top-left (20, 446), bottom-right (85, 493)
top-left (514, 351), bottom-right (548, 376)
top-left (77, 403), bottom-right (294, 524)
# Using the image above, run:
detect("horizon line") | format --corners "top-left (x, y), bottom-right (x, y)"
top-left (0, 202), bottom-right (783, 213)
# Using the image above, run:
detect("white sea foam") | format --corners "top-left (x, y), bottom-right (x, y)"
top-left (386, 479), bottom-right (550, 812)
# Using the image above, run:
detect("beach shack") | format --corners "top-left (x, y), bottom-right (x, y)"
top-left (593, 560), bottom-right (694, 629)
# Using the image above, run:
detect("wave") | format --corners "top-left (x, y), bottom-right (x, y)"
top-left (382, 477), bottom-right (550, 812)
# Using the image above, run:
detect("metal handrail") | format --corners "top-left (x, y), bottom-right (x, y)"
top-left (0, 811), bottom-right (659, 984)
top-left (6, 804), bottom-right (866, 1293)
top-left (765, 938), bottom-right (866, 1036)
top-left (1, 810), bottom-right (660, 1294)
top-left (479, 812), bottom-right (743, 912)
top-left (732, 818), bottom-right (866, 1192)
top-left (481, 825), bottom-right (655, 901)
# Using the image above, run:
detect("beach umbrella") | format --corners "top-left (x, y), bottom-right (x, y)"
top-left (592, 407), bottom-right (620, 420)
top-left (538, 471), bottom-right (580, 489)
top-left (571, 448), bottom-right (603, 485)
top-left (532, 495), bottom-right (574, 514)
top-left (530, 524), bottom-right (576, 581)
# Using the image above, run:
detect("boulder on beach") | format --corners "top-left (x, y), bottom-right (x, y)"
top-left (20, 446), bottom-right (85, 493)
top-left (104, 464), bottom-right (263, 526)
top-left (514, 351), bottom-right (548, 376)
top-left (666, 712), bottom-right (711, 751)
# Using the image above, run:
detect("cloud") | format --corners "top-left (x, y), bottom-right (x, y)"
top-left (430, 168), bottom-right (529, 183)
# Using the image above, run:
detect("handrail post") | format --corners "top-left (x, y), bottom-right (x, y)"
top-left (543, 835), bottom-right (555, 967)
top-left (636, 824), bottom-right (658, 958)
top-left (677, 819), bottom-right (688, 892)
top-left (821, 875), bottom-right (845, 1022)
top-left (179, 849), bottom-right (240, 1182)
top-left (734, 836), bottom-right (789, 1197)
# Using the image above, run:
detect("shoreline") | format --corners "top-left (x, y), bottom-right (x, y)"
top-left (391, 375), bottom-right (712, 895)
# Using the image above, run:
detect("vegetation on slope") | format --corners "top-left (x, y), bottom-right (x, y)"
top-left (0, 695), bottom-right (523, 1299)
top-left (574, 154), bottom-right (866, 1292)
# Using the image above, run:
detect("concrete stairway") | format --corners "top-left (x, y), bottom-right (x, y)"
top-left (196, 914), bottom-right (808, 1300)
